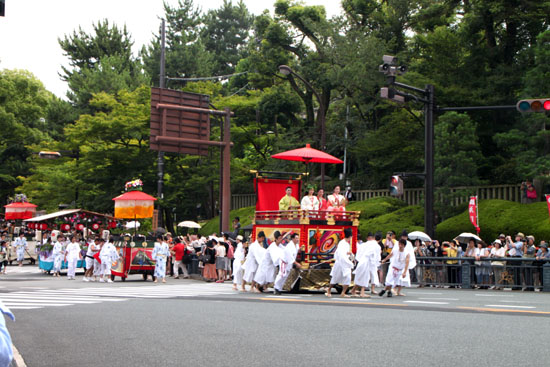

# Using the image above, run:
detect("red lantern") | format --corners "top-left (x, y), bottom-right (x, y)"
top-left (40, 223), bottom-right (48, 230)
top-left (76, 223), bottom-right (84, 231)
top-left (61, 224), bottom-right (70, 231)
top-left (92, 223), bottom-right (100, 230)
top-left (28, 223), bottom-right (34, 229)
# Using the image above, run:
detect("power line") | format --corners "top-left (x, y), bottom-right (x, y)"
top-left (166, 72), bottom-right (248, 82)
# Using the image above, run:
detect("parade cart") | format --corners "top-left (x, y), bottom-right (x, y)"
top-left (4, 196), bottom-right (38, 264)
top-left (251, 170), bottom-right (360, 292)
top-left (24, 209), bottom-right (119, 273)
top-left (110, 186), bottom-right (157, 281)
top-left (109, 236), bottom-right (156, 281)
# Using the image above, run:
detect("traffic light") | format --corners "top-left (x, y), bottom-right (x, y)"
top-left (516, 98), bottom-right (550, 113)
top-left (390, 175), bottom-right (403, 196)
top-left (0, 0), bottom-right (5, 17)
top-left (38, 151), bottom-right (62, 159)
top-left (380, 87), bottom-right (405, 103)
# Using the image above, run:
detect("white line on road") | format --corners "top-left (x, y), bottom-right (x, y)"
top-left (418, 298), bottom-right (459, 301)
top-left (485, 304), bottom-right (536, 309)
top-left (475, 294), bottom-right (514, 297)
top-left (499, 300), bottom-right (539, 304)
top-left (404, 300), bottom-right (449, 305)
top-left (8, 306), bottom-right (42, 310)
top-left (0, 295), bottom-right (126, 302)
top-left (2, 302), bottom-right (73, 307)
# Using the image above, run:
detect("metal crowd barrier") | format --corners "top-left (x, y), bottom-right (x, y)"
top-left (410, 256), bottom-right (550, 292)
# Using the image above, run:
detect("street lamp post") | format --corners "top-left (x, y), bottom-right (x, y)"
top-left (279, 65), bottom-right (327, 189)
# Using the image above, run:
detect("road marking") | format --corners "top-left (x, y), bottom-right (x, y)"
top-left (7, 306), bottom-right (41, 310)
top-left (412, 292), bottom-right (443, 295)
top-left (485, 304), bottom-right (536, 309)
top-left (258, 297), bottom-right (407, 307)
top-left (475, 294), bottom-right (514, 297)
top-left (418, 298), bottom-right (459, 301)
top-left (405, 300), bottom-right (449, 305)
top-left (2, 302), bottom-right (72, 307)
top-left (458, 306), bottom-right (550, 315)
top-left (264, 295), bottom-right (306, 299)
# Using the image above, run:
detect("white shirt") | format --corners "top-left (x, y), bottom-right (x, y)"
top-left (300, 195), bottom-right (319, 210)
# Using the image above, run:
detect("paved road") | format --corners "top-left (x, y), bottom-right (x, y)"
top-left (3, 265), bottom-right (550, 366)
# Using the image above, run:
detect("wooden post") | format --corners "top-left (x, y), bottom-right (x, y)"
top-left (220, 108), bottom-right (231, 234)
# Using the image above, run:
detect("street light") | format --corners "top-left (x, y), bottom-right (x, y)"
top-left (278, 65), bottom-right (327, 189)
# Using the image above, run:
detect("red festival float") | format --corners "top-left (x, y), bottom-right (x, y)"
top-left (251, 145), bottom-right (360, 291)
top-left (110, 180), bottom-right (157, 281)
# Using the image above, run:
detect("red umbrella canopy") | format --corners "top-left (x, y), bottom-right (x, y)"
top-left (271, 144), bottom-right (343, 164)
top-left (4, 202), bottom-right (37, 220)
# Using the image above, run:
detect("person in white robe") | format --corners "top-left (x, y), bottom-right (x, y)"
top-left (273, 233), bottom-right (302, 294)
top-left (300, 186), bottom-right (319, 211)
top-left (351, 233), bottom-right (381, 297)
top-left (253, 231), bottom-right (283, 292)
top-left (99, 238), bottom-right (119, 283)
top-left (83, 236), bottom-right (99, 282)
top-left (243, 232), bottom-right (266, 291)
top-left (65, 236), bottom-right (81, 280)
top-left (379, 238), bottom-right (411, 297)
top-left (52, 235), bottom-right (66, 277)
top-left (326, 228), bottom-right (354, 298)
top-left (232, 235), bottom-right (246, 291)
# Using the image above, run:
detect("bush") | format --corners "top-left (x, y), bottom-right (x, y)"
top-left (357, 205), bottom-right (425, 240)
top-left (347, 197), bottom-right (407, 220)
top-left (199, 206), bottom-right (255, 236)
top-left (436, 199), bottom-right (550, 243)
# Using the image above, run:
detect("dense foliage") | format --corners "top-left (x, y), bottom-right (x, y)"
top-left (3, 0), bottom-right (550, 232)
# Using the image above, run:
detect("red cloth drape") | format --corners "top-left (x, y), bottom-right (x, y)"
top-left (254, 178), bottom-right (301, 211)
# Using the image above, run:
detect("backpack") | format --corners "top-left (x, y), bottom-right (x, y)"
top-left (227, 243), bottom-right (235, 259)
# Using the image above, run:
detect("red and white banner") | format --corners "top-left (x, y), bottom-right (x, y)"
top-left (468, 196), bottom-right (480, 234)
top-left (546, 194), bottom-right (550, 219)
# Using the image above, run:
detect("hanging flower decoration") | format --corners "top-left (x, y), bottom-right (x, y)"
top-left (92, 223), bottom-right (100, 230)
top-left (76, 223), bottom-right (84, 231)
top-left (125, 179), bottom-right (143, 192)
top-left (9, 193), bottom-right (28, 203)
top-left (61, 224), bottom-right (71, 232)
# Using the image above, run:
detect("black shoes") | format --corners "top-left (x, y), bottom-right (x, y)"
top-left (378, 290), bottom-right (386, 297)
top-left (273, 289), bottom-right (282, 295)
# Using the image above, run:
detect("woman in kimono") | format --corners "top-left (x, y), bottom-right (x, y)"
top-left (14, 233), bottom-right (27, 267)
top-left (326, 228), bottom-right (354, 298)
top-left (52, 235), bottom-right (65, 277)
top-left (152, 236), bottom-right (170, 283)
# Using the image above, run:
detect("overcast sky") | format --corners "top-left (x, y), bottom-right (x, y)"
top-left (0, 0), bottom-right (342, 99)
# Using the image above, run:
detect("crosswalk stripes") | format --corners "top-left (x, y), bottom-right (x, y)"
top-left (0, 283), bottom-right (238, 310)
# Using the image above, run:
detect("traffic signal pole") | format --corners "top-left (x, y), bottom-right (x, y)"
top-left (425, 84), bottom-right (435, 238)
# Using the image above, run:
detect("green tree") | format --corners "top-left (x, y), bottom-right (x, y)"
top-left (435, 112), bottom-right (485, 220)
top-left (202, 0), bottom-right (254, 76)
top-left (59, 20), bottom-right (146, 112)
top-left (0, 69), bottom-right (50, 204)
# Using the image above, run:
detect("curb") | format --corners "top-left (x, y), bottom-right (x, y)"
top-left (11, 344), bottom-right (26, 367)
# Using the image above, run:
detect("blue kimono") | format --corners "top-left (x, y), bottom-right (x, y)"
top-left (14, 237), bottom-right (27, 262)
top-left (152, 242), bottom-right (170, 278)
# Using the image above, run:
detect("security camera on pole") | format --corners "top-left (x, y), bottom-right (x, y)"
top-left (378, 55), bottom-right (435, 238)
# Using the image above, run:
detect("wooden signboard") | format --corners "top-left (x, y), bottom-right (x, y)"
top-left (150, 87), bottom-right (211, 156)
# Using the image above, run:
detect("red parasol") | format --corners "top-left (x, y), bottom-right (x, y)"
top-left (4, 202), bottom-right (37, 220)
top-left (271, 144), bottom-right (343, 164)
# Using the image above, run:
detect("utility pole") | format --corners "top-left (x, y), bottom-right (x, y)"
top-left (157, 19), bottom-right (166, 228)
top-left (379, 55), bottom-right (435, 237)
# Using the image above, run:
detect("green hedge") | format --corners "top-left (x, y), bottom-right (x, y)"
top-left (347, 196), bottom-right (407, 219)
top-left (357, 205), bottom-right (425, 240)
top-left (198, 206), bottom-right (255, 236)
top-left (436, 199), bottom-right (550, 243)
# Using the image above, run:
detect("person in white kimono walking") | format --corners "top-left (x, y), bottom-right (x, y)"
top-left (65, 236), bottom-right (81, 280)
top-left (152, 235), bottom-right (170, 283)
top-left (243, 232), bottom-right (266, 292)
top-left (232, 235), bottom-right (246, 291)
top-left (326, 228), bottom-right (354, 298)
top-left (99, 237), bottom-right (119, 283)
top-left (351, 233), bottom-right (381, 298)
top-left (273, 233), bottom-right (302, 295)
top-left (52, 235), bottom-right (66, 277)
top-left (253, 231), bottom-right (283, 292)
top-left (14, 233), bottom-right (27, 267)
top-left (379, 238), bottom-right (411, 297)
